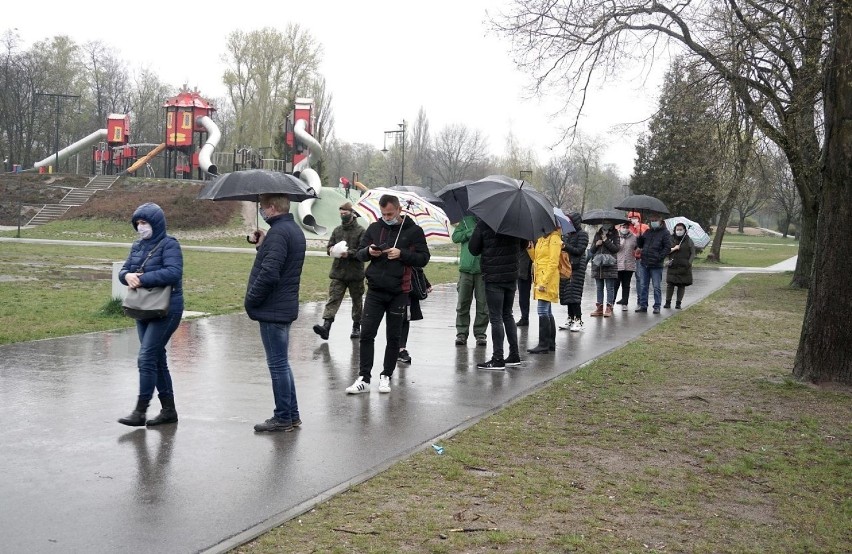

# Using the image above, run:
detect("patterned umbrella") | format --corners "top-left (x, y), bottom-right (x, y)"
top-left (665, 216), bottom-right (711, 248)
top-left (353, 188), bottom-right (452, 246)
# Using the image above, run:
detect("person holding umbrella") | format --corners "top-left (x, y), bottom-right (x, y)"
top-left (245, 193), bottom-right (306, 432)
top-left (345, 195), bottom-right (430, 394)
top-left (664, 222), bottom-right (696, 309)
top-left (588, 221), bottom-right (621, 317)
top-left (634, 213), bottom-right (672, 314)
top-left (452, 214), bottom-right (489, 347)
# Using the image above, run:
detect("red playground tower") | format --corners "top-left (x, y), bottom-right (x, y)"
top-left (92, 114), bottom-right (135, 175)
top-left (163, 88), bottom-right (216, 179)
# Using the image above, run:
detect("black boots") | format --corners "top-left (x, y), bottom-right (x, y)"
top-left (516, 316), bottom-right (529, 327)
top-left (350, 322), bottom-right (361, 338)
top-left (118, 398), bottom-right (149, 427)
top-left (146, 394), bottom-right (178, 426)
top-left (549, 314), bottom-right (556, 351)
top-left (527, 316), bottom-right (551, 354)
top-left (313, 319), bottom-right (333, 340)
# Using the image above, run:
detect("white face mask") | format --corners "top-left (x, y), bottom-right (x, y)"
top-left (136, 222), bottom-right (153, 240)
top-left (675, 230), bottom-right (685, 237)
top-left (630, 218), bottom-right (639, 225)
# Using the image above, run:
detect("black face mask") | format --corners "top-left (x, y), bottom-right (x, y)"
top-left (340, 213), bottom-right (353, 223)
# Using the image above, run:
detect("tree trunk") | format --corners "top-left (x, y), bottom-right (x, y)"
top-left (737, 213), bottom-right (746, 233)
top-left (794, 5), bottom-right (852, 385)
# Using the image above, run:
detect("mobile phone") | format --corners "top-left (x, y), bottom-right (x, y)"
top-left (370, 243), bottom-right (388, 251)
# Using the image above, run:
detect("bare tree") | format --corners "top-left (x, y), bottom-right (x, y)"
top-left (432, 123), bottom-right (490, 184)
top-left (793, 2), bottom-right (852, 384)
top-left (492, 0), bottom-right (832, 288)
top-left (81, 41), bottom-right (129, 128)
top-left (409, 107), bottom-right (434, 188)
top-left (541, 154), bottom-right (577, 209)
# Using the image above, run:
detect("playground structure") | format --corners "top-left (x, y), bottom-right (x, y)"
top-left (162, 89), bottom-right (220, 179)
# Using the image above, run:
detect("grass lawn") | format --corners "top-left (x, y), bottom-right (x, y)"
top-left (234, 272), bottom-right (850, 553)
top-left (696, 233), bottom-right (799, 267)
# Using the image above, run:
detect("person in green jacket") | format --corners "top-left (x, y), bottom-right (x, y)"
top-left (313, 202), bottom-right (366, 340)
top-left (452, 215), bottom-right (489, 346)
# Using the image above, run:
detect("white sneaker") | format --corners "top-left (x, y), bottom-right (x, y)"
top-left (345, 377), bottom-right (369, 394)
top-left (558, 318), bottom-right (573, 330)
top-left (570, 319), bottom-right (584, 332)
top-left (378, 375), bottom-right (391, 393)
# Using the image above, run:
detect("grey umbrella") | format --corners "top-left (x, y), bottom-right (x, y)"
top-left (467, 174), bottom-right (556, 241)
top-left (196, 169), bottom-right (317, 202)
top-left (435, 180), bottom-right (474, 224)
top-left (581, 209), bottom-right (630, 225)
top-left (614, 194), bottom-right (670, 215)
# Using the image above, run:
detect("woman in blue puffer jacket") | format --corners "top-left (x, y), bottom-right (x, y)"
top-left (117, 202), bottom-right (184, 427)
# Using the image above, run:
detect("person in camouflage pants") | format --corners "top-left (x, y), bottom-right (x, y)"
top-left (313, 202), bottom-right (366, 340)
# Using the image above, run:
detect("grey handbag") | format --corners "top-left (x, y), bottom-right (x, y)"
top-left (122, 240), bottom-right (172, 320)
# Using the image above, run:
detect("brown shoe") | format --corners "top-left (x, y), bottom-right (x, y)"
top-left (603, 304), bottom-right (613, 317)
top-left (590, 303), bottom-right (604, 317)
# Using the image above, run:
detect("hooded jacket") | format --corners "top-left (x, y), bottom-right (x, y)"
top-left (119, 202), bottom-right (184, 315)
top-left (326, 216), bottom-right (365, 281)
top-left (527, 230), bottom-right (562, 302)
top-left (244, 212), bottom-right (306, 323)
top-left (356, 216), bottom-right (430, 294)
top-left (628, 211), bottom-right (649, 236)
top-left (451, 215), bottom-right (482, 274)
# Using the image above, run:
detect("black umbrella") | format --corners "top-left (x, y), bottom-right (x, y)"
top-left (614, 194), bottom-right (670, 215)
top-left (435, 179), bottom-right (474, 224)
top-left (466, 175), bottom-right (556, 241)
top-left (196, 169), bottom-right (317, 202)
top-left (581, 209), bottom-right (630, 225)
top-left (386, 185), bottom-right (446, 210)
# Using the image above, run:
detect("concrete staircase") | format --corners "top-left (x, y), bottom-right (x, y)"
top-left (27, 175), bottom-right (120, 226)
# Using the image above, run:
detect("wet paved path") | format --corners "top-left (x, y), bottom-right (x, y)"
top-left (0, 259), bottom-right (794, 553)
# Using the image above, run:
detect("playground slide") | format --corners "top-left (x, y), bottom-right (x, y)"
top-left (123, 143), bottom-right (166, 175)
top-left (196, 115), bottom-right (221, 176)
top-left (293, 118), bottom-right (326, 235)
top-left (33, 129), bottom-right (108, 169)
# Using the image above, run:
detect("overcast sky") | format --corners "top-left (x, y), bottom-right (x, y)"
top-left (11, 0), bottom-right (665, 177)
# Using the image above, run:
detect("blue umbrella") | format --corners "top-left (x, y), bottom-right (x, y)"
top-left (553, 207), bottom-right (576, 233)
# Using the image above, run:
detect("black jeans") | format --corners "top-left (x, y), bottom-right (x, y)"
top-left (485, 281), bottom-right (519, 359)
top-left (567, 302), bottom-right (582, 319)
top-left (613, 270), bottom-right (634, 303)
top-left (359, 289), bottom-right (408, 380)
top-left (517, 277), bottom-right (532, 320)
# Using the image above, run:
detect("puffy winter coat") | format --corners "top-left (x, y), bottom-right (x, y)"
top-left (666, 234), bottom-right (695, 286)
top-left (452, 215), bottom-right (482, 274)
top-left (588, 227), bottom-right (620, 280)
top-left (326, 218), bottom-right (365, 281)
top-left (468, 220), bottom-right (527, 283)
top-left (560, 228), bottom-right (589, 305)
top-left (244, 213), bottom-right (306, 323)
top-left (119, 202), bottom-right (184, 315)
top-left (616, 231), bottom-right (637, 271)
top-left (356, 216), bottom-right (430, 294)
top-left (637, 225), bottom-right (672, 268)
top-left (528, 230), bottom-right (561, 303)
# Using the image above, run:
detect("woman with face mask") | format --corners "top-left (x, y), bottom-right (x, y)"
top-left (664, 222), bottom-right (696, 309)
top-left (117, 203), bottom-right (184, 427)
top-left (588, 221), bottom-right (621, 317)
top-left (613, 224), bottom-right (637, 310)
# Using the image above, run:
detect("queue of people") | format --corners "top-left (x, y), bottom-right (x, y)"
top-left (116, 195), bottom-right (695, 433)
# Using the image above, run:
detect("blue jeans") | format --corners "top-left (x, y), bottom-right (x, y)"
top-left (595, 278), bottom-right (616, 305)
top-left (536, 299), bottom-right (552, 316)
top-left (136, 312), bottom-right (182, 402)
top-left (259, 321), bottom-right (300, 423)
top-left (485, 282), bottom-right (519, 359)
top-left (637, 263), bottom-right (663, 309)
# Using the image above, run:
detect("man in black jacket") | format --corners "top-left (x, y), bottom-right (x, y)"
top-left (245, 194), bottom-right (306, 432)
top-left (345, 195), bottom-right (430, 395)
top-left (634, 212), bottom-right (672, 314)
top-left (468, 219), bottom-right (528, 369)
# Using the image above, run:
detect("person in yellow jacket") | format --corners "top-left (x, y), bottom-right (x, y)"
top-left (526, 229), bottom-right (562, 354)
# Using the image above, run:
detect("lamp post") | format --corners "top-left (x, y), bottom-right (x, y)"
top-left (35, 92), bottom-right (80, 173)
top-left (381, 120), bottom-right (406, 185)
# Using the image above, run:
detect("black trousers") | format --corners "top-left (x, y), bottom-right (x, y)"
top-left (517, 277), bottom-right (532, 319)
top-left (359, 289), bottom-right (407, 380)
top-left (613, 270), bottom-right (634, 303)
top-left (485, 281), bottom-right (519, 359)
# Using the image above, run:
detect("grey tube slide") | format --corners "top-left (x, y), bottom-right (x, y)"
top-left (293, 118), bottom-right (326, 234)
top-left (196, 116), bottom-right (221, 176)
top-left (33, 129), bottom-right (108, 169)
